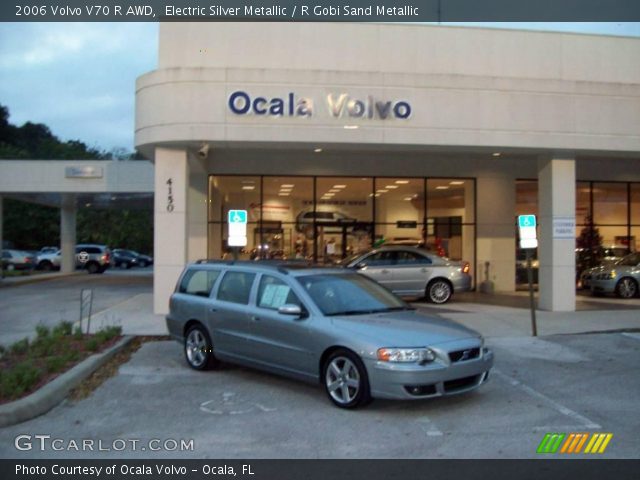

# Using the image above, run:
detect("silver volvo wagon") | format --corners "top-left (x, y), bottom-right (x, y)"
top-left (167, 261), bottom-right (493, 408)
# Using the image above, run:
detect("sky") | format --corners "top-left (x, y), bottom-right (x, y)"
top-left (1, 22), bottom-right (639, 154)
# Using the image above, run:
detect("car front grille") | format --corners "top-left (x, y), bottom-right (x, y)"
top-left (448, 348), bottom-right (480, 363)
top-left (443, 374), bottom-right (482, 393)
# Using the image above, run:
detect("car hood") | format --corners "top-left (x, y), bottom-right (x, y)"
top-left (330, 310), bottom-right (480, 347)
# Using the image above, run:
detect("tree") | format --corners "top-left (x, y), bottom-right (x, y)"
top-left (576, 214), bottom-right (603, 273)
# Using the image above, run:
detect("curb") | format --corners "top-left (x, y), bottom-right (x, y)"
top-left (0, 271), bottom-right (85, 288)
top-left (0, 335), bottom-right (135, 428)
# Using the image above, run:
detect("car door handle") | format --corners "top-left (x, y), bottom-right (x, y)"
top-left (381, 269), bottom-right (390, 274)
top-left (209, 308), bottom-right (217, 312)
top-left (421, 268), bottom-right (428, 273)
top-left (250, 316), bottom-right (261, 322)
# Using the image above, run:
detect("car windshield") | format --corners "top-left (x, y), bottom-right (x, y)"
top-left (296, 273), bottom-right (411, 316)
top-left (616, 252), bottom-right (640, 266)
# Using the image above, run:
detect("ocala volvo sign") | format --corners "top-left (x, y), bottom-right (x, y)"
top-left (228, 91), bottom-right (411, 120)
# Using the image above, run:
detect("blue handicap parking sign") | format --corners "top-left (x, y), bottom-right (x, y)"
top-left (228, 210), bottom-right (248, 224)
top-left (518, 215), bottom-right (536, 228)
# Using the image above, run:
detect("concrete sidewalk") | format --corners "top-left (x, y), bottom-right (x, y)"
top-left (87, 291), bottom-right (640, 340)
top-left (415, 301), bottom-right (640, 337)
top-left (0, 270), bottom-right (84, 288)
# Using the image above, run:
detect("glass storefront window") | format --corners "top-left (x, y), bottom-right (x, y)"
top-left (261, 176), bottom-right (313, 259)
top-left (576, 181), bottom-right (591, 226)
top-left (593, 182), bottom-right (627, 225)
top-left (516, 180), bottom-right (538, 217)
top-left (207, 175), bottom-right (476, 279)
top-left (631, 184), bottom-right (640, 226)
top-left (315, 177), bottom-right (373, 262)
top-left (426, 179), bottom-right (474, 262)
top-left (374, 178), bottom-right (424, 246)
top-left (209, 176), bottom-right (261, 222)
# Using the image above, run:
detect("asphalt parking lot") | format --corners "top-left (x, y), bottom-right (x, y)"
top-left (1, 270), bottom-right (638, 459)
top-left (0, 268), bottom-right (152, 346)
top-left (0, 331), bottom-right (638, 459)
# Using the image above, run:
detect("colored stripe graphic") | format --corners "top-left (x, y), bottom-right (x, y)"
top-left (537, 433), bottom-right (565, 453)
top-left (585, 433), bottom-right (613, 454)
top-left (560, 433), bottom-right (589, 453)
top-left (539, 433), bottom-right (613, 454)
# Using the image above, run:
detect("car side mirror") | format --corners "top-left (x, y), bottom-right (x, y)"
top-left (278, 304), bottom-right (302, 317)
top-left (355, 263), bottom-right (366, 270)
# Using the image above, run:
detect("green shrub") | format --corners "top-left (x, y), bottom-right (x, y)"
top-left (46, 356), bottom-right (66, 374)
top-left (35, 324), bottom-right (50, 339)
top-left (64, 350), bottom-right (80, 363)
top-left (31, 336), bottom-right (56, 358)
top-left (10, 338), bottom-right (29, 355)
top-left (73, 326), bottom-right (84, 340)
top-left (85, 338), bottom-right (99, 352)
top-left (0, 361), bottom-right (42, 399)
top-left (52, 321), bottom-right (73, 338)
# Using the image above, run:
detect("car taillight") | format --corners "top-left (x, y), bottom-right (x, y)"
top-left (103, 253), bottom-right (110, 262)
top-left (462, 262), bottom-right (470, 274)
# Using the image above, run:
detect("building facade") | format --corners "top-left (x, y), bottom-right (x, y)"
top-left (135, 23), bottom-right (640, 314)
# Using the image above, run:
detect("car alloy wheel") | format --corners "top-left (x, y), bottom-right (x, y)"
top-left (427, 279), bottom-right (452, 304)
top-left (184, 325), bottom-right (217, 370)
top-left (139, 260), bottom-right (147, 268)
top-left (323, 350), bottom-right (371, 408)
top-left (616, 277), bottom-right (638, 299)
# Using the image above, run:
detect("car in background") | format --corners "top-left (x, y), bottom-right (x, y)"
top-left (75, 244), bottom-right (111, 274)
top-left (167, 261), bottom-right (493, 408)
top-left (38, 246), bottom-right (59, 255)
top-left (133, 251), bottom-right (153, 267)
top-left (578, 245), bottom-right (630, 289)
top-left (1, 250), bottom-right (36, 271)
top-left (36, 250), bottom-right (61, 271)
top-left (340, 246), bottom-right (471, 304)
top-left (590, 252), bottom-right (640, 299)
top-left (112, 249), bottom-right (139, 269)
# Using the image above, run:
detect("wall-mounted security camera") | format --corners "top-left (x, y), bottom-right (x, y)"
top-left (198, 143), bottom-right (210, 159)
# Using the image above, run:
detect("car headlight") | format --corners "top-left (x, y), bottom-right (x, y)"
top-left (377, 347), bottom-right (436, 363)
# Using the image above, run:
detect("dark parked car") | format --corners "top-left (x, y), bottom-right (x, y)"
top-left (112, 249), bottom-right (139, 269)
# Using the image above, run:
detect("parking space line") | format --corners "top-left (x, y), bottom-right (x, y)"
top-left (416, 416), bottom-right (444, 436)
top-left (493, 369), bottom-right (601, 430)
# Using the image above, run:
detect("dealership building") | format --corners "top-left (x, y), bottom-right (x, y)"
top-left (134, 23), bottom-right (640, 314)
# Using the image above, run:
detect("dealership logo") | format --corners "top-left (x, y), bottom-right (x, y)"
top-left (228, 91), bottom-right (411, 120)
top-left (536, 432), bottom-right (613, 454)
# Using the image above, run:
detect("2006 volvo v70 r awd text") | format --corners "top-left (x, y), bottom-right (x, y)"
top-left (166, 261), bottom-right (493, 408)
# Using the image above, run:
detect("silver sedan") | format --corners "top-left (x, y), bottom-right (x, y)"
top-left (341, 246), bottom-right (472, 304)
top-left (590, 252), bottom-right (640, 298)
top-left (167, 262), bottom-right (493, 408)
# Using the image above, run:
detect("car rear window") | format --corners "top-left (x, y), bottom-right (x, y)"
top-left (179, 269), bottom-right (220, 297)
top-left (217, 271), bottom-right (256, 305)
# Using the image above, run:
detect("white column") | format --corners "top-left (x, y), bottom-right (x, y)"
top-left (154, 148), bottom-right (188, 314)
top-left (60, 194), bottom-right (77, 274)
top-left (187, 154), bottom-right (208, 262)
top-left (538, 156), bottom-right (576, 311)
top-left (476, 174), bottom-right (516, 292)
